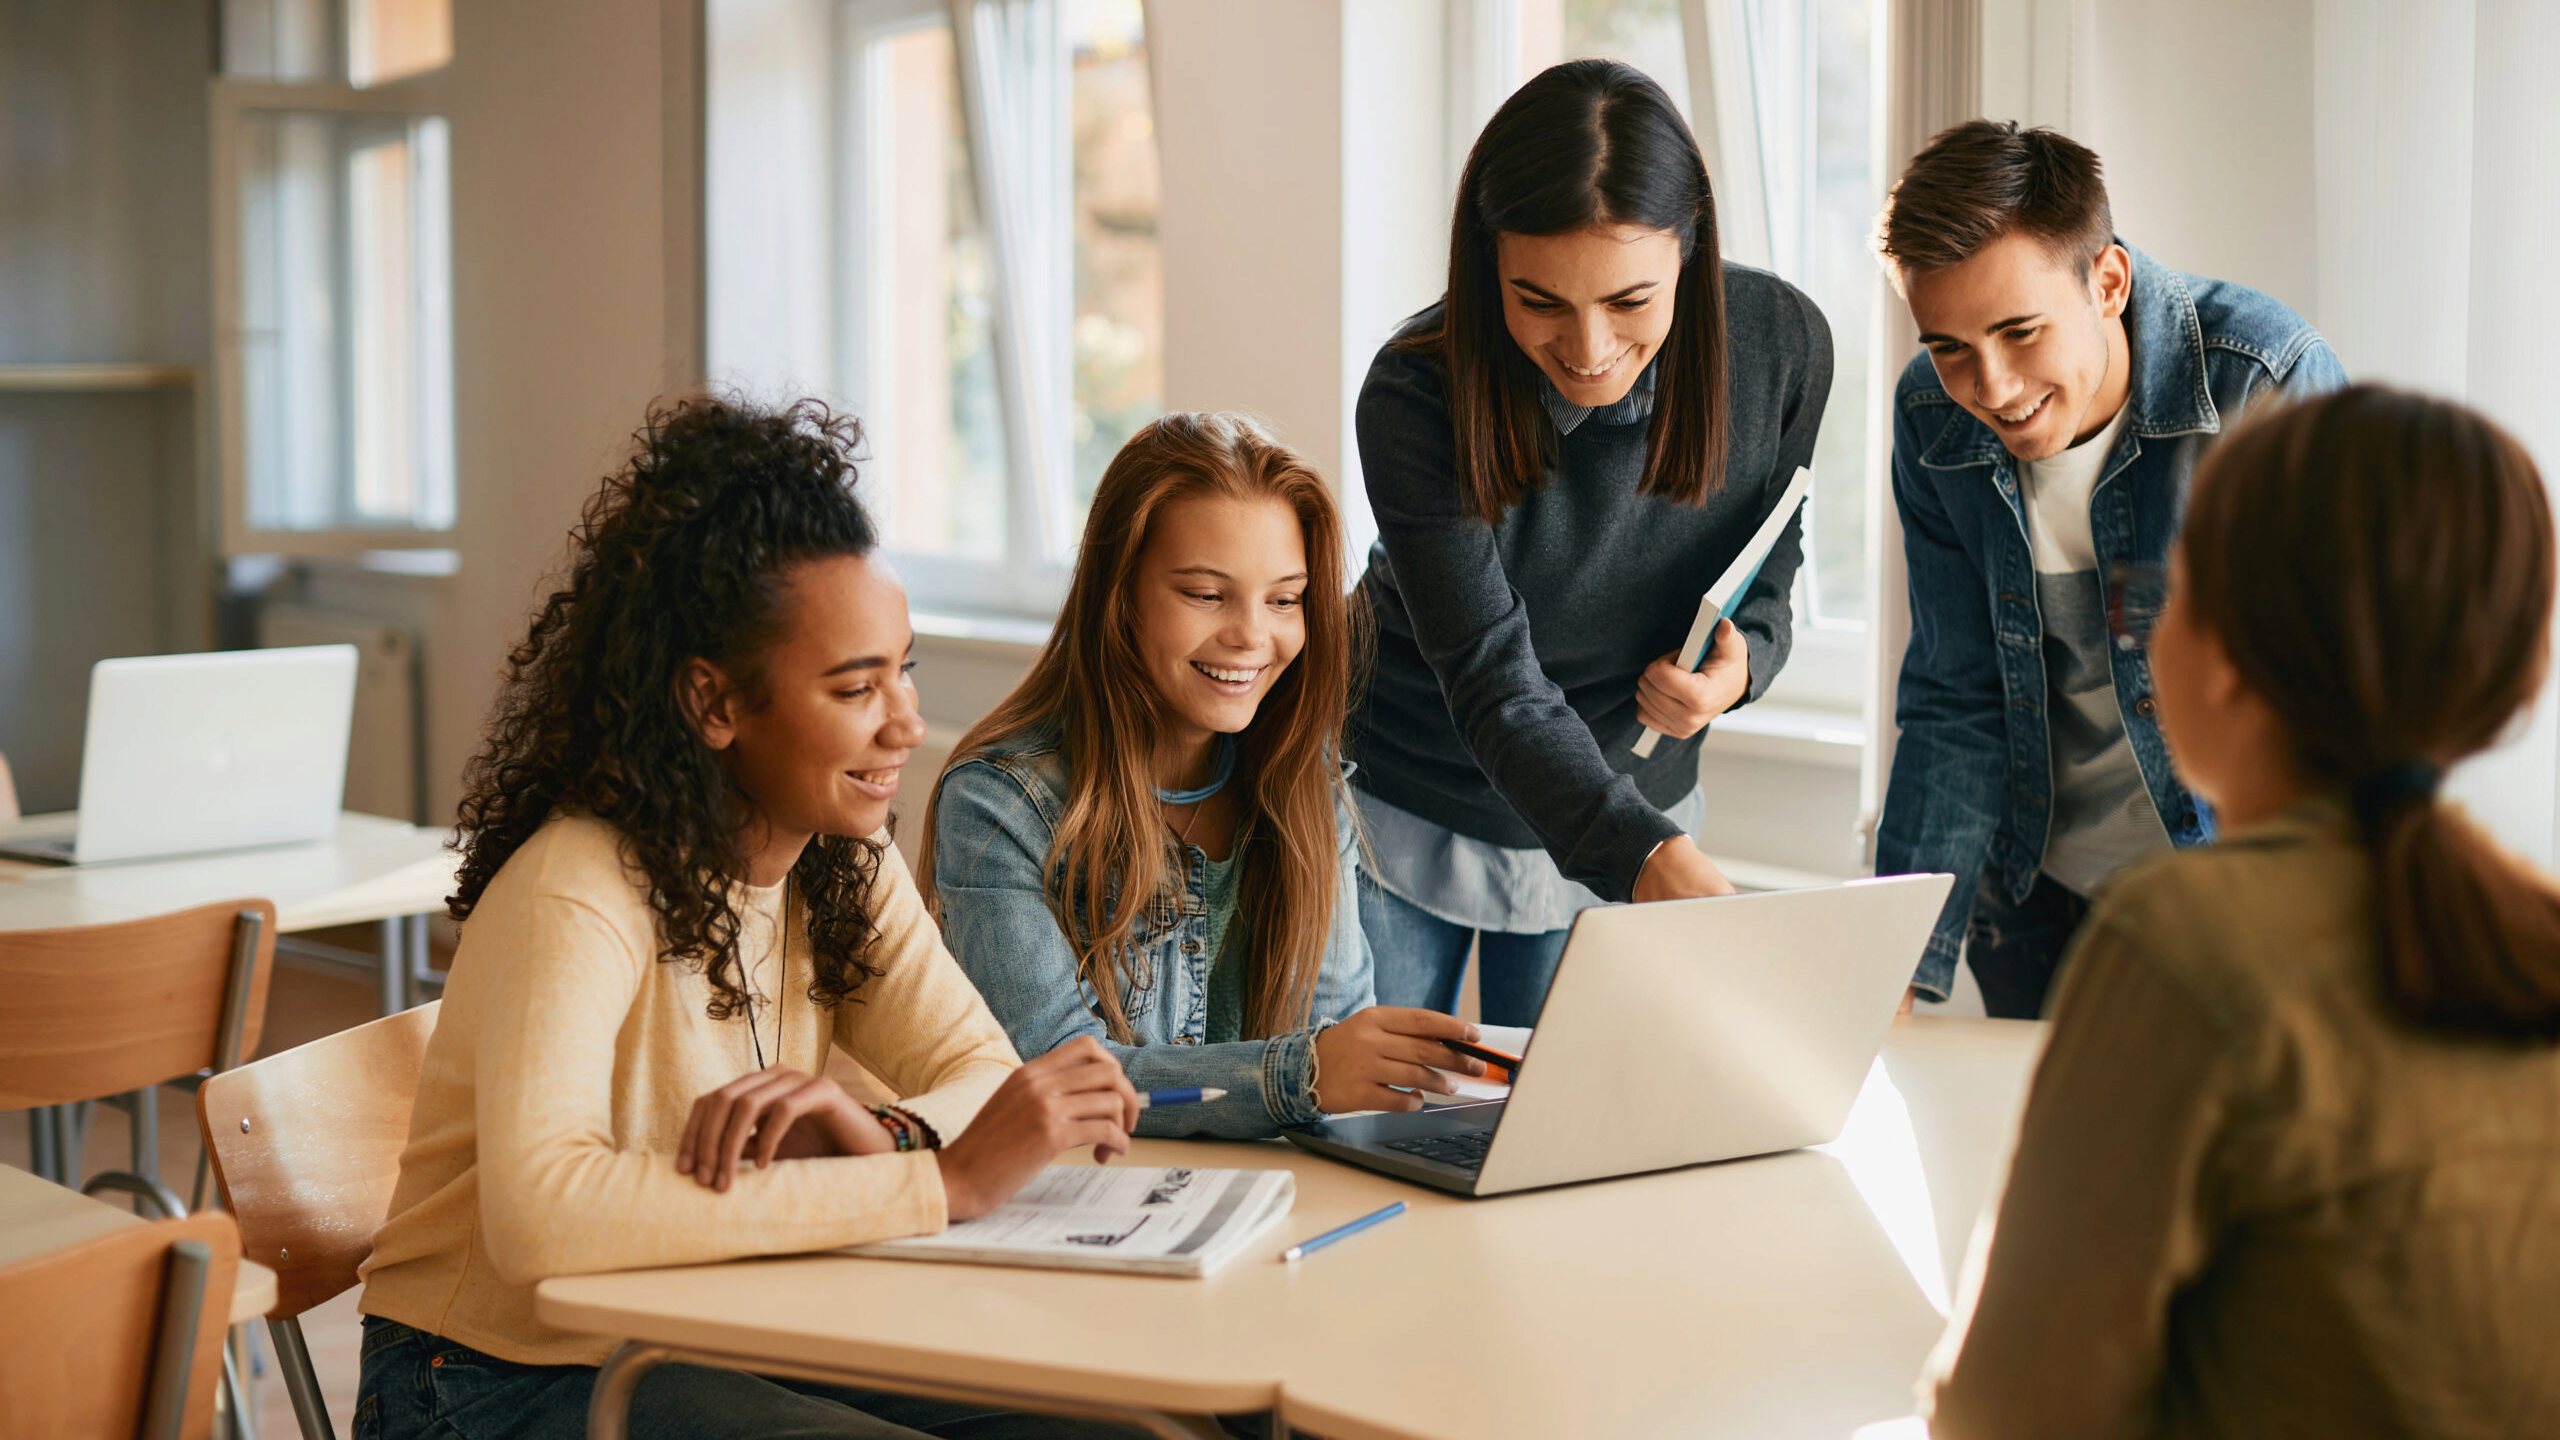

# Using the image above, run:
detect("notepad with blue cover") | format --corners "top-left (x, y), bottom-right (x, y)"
top-left (1632, 466), bottom-right (1816, 757)
top-left (847, 1164), bottom-right (1295, 1278)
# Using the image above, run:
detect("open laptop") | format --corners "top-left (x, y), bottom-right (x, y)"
top-left (1285, 872), bottom-right (1953, 1197)
top-left (0, 645), bottom-right (359, 867)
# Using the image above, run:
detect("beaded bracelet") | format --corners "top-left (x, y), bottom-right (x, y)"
top-left (868, 1104), bottom-right (920, 1153)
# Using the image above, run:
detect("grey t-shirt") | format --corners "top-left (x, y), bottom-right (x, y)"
top-left (2019, 402), bottom-right (2167, 895)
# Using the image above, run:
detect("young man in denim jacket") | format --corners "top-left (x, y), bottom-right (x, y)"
top-left (1874, 121), bottom-right (2346, 1016)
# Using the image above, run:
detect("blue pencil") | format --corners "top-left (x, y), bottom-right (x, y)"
top-left (1135, 1086), bottom-right (1227, 1109)
top-left (1280, 1201), bottom-right (1407, 1262)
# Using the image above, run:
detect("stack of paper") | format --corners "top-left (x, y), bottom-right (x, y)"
top-left (850, 1165), bottom-right (1295, 1278)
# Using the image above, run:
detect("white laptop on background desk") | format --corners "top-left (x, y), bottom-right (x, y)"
top-left (1286, 873), bottom-right (1954, 1197)
top-left (0, 645), bottom-right (359, 867)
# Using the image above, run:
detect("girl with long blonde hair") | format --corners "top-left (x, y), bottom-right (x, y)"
top-left (921, 412), bottom-right (1485, 1137)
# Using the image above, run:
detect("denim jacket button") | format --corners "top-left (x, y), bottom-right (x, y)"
top-left (1181, 940), bottom-right (1201, 954)
top-left (2134, 696), bottom-right (2157, 718)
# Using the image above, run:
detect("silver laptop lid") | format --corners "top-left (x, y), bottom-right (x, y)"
top-left (1472, 873), bottom-right (1953, 1197)
top-left (74, 645), bottom-right (359, 864)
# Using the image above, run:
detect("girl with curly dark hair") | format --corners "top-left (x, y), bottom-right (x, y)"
top-left (355, 396), bottom-right (1145, 1440)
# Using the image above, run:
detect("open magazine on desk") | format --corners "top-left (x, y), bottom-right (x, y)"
top-left (848, 1164), bottom-right (1296, 1278)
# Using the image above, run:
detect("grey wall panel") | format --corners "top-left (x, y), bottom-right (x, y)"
top-left (0, 391), bottom-right (183, 811)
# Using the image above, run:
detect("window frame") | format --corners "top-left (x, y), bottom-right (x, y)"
top-left (209, 70), bottom-right (456, 559)
top-left (707, 0), bottom-right (1148, 620)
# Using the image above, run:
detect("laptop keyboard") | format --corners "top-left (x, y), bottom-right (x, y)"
top-left (1383, 1129), bottom-right (1493, 1172)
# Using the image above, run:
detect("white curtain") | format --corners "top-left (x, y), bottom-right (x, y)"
top-left (949, 0), bottom-right (1077, 559)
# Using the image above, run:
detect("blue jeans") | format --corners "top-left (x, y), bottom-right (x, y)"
top-left (1962, 870), bottom-right (2092, 1021)
top-left (355, 1318), bottom-right (1150, 1440)
top-left (1357, 879), bottom-right (1572, 1026)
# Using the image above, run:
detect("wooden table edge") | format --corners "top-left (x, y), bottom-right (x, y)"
top-left (533, 1275), bottom-right (1288, 1416)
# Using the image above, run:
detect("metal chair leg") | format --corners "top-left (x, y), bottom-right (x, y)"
top-left (376, 915), bottom-right (409, 1016)
top-left (83, 1169), bottom-right (189, 1220)
top-left (30, 1103), bottom-right (59, 1182)
top-left (221, 1340), bottom-right (254, 1440)
top-left (62, 1098), bottom-right (89, 1182)
top-left (130, 1086), bottom-right (161, 1185)
top-left (142, 1238), bottom-right (212, 1440)
top-left (268, 1316), bottom-right (333, 1440)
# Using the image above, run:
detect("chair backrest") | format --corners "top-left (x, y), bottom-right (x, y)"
top-left (199, 1000), bottom-right (438, 1318)
top-left (0, 898), bottom-right (277, 1109)
top-left (0, 1209), bottom-right (241, 1440)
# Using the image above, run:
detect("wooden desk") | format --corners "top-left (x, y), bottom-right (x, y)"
top-left (0, 810), bottom-right (458, 1015)
top-left (536, 1016), bottom-right (2048, 1440)
top-left (0, 1162), bottom-right (277, 1325)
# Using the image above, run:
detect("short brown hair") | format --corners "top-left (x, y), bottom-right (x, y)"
top-left (1877, 119), bottom-right (2113, 280)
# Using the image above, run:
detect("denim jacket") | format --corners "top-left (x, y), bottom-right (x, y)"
top-left (928, 728), bottom-right (1376, 1138)
top-left (1878, 243), bottom-right (2347, 1000)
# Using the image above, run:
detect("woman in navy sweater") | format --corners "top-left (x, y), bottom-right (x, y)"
top-left (1350, 59), bottom-right (1833, 1024)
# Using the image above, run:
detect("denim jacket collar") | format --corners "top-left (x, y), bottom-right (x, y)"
top-left (1918, 242), bottom-right (2219, 472)
top-left (1538, 356), bottom-right (1657, 436)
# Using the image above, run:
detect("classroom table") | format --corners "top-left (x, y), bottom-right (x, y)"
top-left (0, 810), bottom-right (458, 1016)
top-left (535, 1015), bottom-right (2048, 1440)
top-left (0, 1161), bottom-right (277, 1325)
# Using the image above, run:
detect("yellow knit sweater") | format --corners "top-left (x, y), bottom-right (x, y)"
top-left (357, 814), bottom-right (1021, 1365)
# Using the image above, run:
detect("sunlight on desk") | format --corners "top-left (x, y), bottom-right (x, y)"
top-left (1818, 1058), bottom-right (1950, 1315)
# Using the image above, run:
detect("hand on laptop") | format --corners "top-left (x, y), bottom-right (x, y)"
top-left (1314, 1007), bottom-right (1486, 1114)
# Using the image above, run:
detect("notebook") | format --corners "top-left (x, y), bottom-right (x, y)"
top-left (1632, 465), bottom-right (1816, 757)
top-left (849, 1164), bottom-right (1295, 1278)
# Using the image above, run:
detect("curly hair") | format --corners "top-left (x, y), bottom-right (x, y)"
top-left (451, 395), bottom-right (890, 1020)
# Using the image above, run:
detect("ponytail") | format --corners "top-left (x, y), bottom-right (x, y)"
top-left (2365, 781), bottom-right (2560, 1040)
top-left (2183, 387), bottom-right (2560, 1043)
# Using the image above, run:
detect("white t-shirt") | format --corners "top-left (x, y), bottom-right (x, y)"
top-left (2017, 402), bottom-right (2168, 896)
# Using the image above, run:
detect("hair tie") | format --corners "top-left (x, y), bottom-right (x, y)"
top-left (2351, 759), bottom-right (2443, 828)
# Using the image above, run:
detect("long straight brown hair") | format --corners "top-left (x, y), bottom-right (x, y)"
top-left (1397, 57), bottom-right (1729, 524)
top-left (919, 413), bottom-right (1367, 1042)
top-left (2182, 385), bottom-right (2560, 1039)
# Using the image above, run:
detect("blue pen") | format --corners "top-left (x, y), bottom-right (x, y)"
top-left (1134, 1086), bottom-right (1227, 1109)
top-left (1280, 1201), bottom-right (1406, 1262)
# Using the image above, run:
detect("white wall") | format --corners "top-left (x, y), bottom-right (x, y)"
top-left (1152, 1), bottom-right (1346, 487)
top-left (419, 0), bottom-right (705, 817)
top-left (1981, 0), bottom-right (2560, 866)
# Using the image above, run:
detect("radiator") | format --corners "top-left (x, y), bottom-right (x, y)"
top-left (258, 602), bottom-right (422, 823)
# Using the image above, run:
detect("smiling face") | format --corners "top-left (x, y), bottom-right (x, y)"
top-left (1495, 223), bottom-right (1684, 408)
top-left (1906, 231), bottom-right (2133, 463)
top-left (688, 553), bottom-right (925, 870)
top-left (1130, 493), bottom-right (1309, 764)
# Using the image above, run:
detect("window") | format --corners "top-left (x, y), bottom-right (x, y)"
top-left (213, 0), bottom-right (457, 553)
top-left (1519, 0), bottom-right (1695, 121)
top-left (1743, 0), bottom-right (1879, 635)
top-left (707, 0), bottom-right (1163, 616)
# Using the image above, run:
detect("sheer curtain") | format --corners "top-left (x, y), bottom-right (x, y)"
top-left (949, 0), bottom-right (1077, 560)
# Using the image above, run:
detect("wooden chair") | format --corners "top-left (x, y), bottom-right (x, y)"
top-left (200, 1001), bottom-right (438, 1440)
top-left (0, 899), bottom-right (276, 1199)
top-left (0, 1209), bottom-right (243, 1440)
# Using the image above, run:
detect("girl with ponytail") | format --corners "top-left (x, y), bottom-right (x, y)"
top-left (1925, 386), bottom-right (2560, 1437)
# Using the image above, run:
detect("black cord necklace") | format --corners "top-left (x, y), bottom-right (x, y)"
top-left (747, 874), bottom-right (788, 1072)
